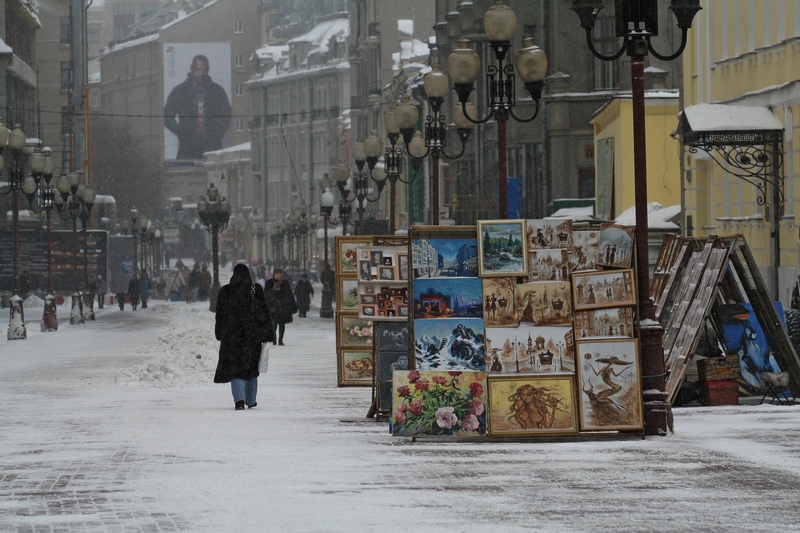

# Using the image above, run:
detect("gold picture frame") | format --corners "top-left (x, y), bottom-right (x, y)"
top-left (335, 235), bottom-right (373, 274)
top-left (486, 373), bottom-right (578, 437)
top-left (571, 269), bottom-right (637, 311)
top-left (477, 219), bottom-right (528, 278)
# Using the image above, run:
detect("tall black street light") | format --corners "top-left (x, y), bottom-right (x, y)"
top-left (447, 0), bottom-right (548, 219)
top-left (337, 142), bottom-right (387, 235)
top-left (197, 183), bottom-right (231, 312)
top-left (319, 173), bottom-right (352, 319)
top-left (0, 122), bottom-right (33, 340)
top-left (22, 145), bottom-right (59, 331)
top-left (571, 0), bottom-right (701, 435)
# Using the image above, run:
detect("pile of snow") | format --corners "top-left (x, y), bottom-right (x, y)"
top-left (22, 295), bottom-right (44, 308)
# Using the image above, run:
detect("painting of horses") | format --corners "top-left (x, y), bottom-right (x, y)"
top-left (486, 374), bottom-right (578, 437)
top-left (576, 339), bottom-right (643, 431)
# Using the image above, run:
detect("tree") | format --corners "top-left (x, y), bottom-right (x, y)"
top-left (90, 117), bottom-right (166, 223)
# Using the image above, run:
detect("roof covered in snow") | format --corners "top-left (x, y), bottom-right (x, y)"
top-left (681, 104), bottom-right (783, 132)
top-left (615, 203), bottom-right (681, 230)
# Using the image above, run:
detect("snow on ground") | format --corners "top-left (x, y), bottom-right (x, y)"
top-left (2, 277), bottom-right (800, 532)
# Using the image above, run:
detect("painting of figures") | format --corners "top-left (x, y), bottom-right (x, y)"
top-left (478, 220), bottom-right (528, 277)
top-left (528, 248), bottom-right (570, 282)
top-left (569, 229), bottom-right (599, 272)
top-left (515, 281), bottom-right (573, 326)
top-left (482, 277), bottom-right (517, 327)
top-left (414, 278), bottom-right (483, 319)
top-left (487, 374), bottom-right (578, 437)
top-left (485, 325), bottom-right (574, 373)
top-left (526, 218), bottom-right (573, 250)
top-left (574, 307), bottom-right (635, 339)
top-left (411, 238), bottom-right (478, 279)
top-left (414, 318), bottom-right (485, 371)
top-left (597, 224), bottom-right (635, 268)
top-left (572, 269), bottom-right (636, 311)
top-left (392, 371), bottom-right (488, 437)
top-left (576, 339), bottom-right (643, 431)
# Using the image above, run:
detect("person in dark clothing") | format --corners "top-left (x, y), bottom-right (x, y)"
top-left (214, 263), bottom-right (275, 410)
top-left (263, 268), bottom-right (297, 346)
top-left (320, 262), bottom-right (336, 303)
top-left (294, 273), bottom-right (314, 318)
top-left (116, 287), bottom-right (126, 311)
top-left (164, 55), bottom-right (231, 160)
top-left (188, 264), bottom-right (201, 303)
top-left (139, 269), bottom-right (150, 309)
top-left (199, 263), bottom-right (212, 301)
top-left (128, 275), bottom-right (141, 311)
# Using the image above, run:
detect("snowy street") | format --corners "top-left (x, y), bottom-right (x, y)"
top-left (2, 285), bottom-right (800, 532)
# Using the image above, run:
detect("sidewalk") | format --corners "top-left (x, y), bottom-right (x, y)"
top-left (1, 288), bottom-right (800, 532)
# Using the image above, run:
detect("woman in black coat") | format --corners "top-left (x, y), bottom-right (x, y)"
top-left (214, 264), bottom-right (275, 410)
top-left (263, 268), bottom-right (297, 346)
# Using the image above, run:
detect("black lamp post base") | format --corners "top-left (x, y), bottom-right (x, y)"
top-left (320, 287), bottom-right (334, 318)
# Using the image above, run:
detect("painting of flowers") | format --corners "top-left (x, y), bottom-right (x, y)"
top-left (391, 370), bottom-right (488, 437)
top-left (338, 349), bottom-right (374, 386)
top-left (335, 236), bottom-right (372, 274)
top-left (338, 278), bottom-right (359, 311)
top-left (487, 374), bottom-right (578, 437)
top-left (338, 315), bottom-right (374, 347)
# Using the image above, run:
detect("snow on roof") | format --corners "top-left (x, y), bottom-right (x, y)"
top-left (550, 206), bottom-right (595, 219)
top-left (398, 20), bottom-right (413, 37)
top-left (104, 33), bottom-right (159, 55)
top-left (288, 16), bottom-right (349, 51)
top-left (256, 44), bottom-right (288, 60)
top-left (0, 38), bottom-right (12, 54)
top-left (204, 142), bottom-right (251, 156)
top-left (682, 104), bottom-right (783, 132)
top-left (615, 203), bottom-right (681, 230)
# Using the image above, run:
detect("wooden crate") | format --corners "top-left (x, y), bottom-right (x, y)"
top-left (699, 379), bottom-right (739, 406)
top-left (697, 356), bottom-right (741, 382)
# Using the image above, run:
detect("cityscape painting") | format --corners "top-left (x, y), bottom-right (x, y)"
top-left (414, 278), bottom-right (483, 319)
top-left (411, 238), bottom-right (478, 278)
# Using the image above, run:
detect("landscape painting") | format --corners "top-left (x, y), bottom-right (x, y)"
top-left (487, 374), bottom-right (578, 437)
top-left (528, 248), bottom-right (570, 282)
top-left (597, 224), bottom-right (635, 268)
top-left (414, 318), bottom-right (485, 371)
top-left (572, 269), bottom-right (637, 311)
top-left (392, 370), bottom-right (488, 437)
top-left (411, 237), bottom-right (478, 278)
top-left (478, 220), bottom-right (527, 277)
top-left (576, 339), bottom-right (643, 431)
top-left (526, 218), bottom-right (573, 250)
top-left (569, 229), bottom-right (599, 272)
top-left (485, 325), bottom-right (574, 373)
top-left (414, 278), bottom-right (483, 319)
top-left (482, 277), bottom-right (517, 327)
top-left (574, 307), bottom-right (635, 339)
top-left (515, 281), bottom-right (573, 326)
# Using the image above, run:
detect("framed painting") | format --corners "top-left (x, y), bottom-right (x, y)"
top-left (360, 304), bottom-right (377, 317)
top-left (338, 315), bottom-right (374, 348)
top-left (572, 269), bottom-right (637, 311)
top-left (576, 338), bottom-right (643, 431)
top-left (370, 249), bottom-right (384, 266)
top-left (397, 253), bottom-right (409, 281)
top-left (569, 229), bottom-right (600, 272)
top-left (487, 374), bottom-right (578, 437)
top-left (379, 266), bottom-right (396, 281)
top-left (414, 278), bottom-right (483, 319)
top-left (478, 219), bottom-right (528, 277)
top-left (338, 277), bottom-right (360, 311)
top-left (411, 236), bottom-right (478, 278)
top-left (413, 318), bottom-right (485, 371)
top-left (335, 236), bottom-right (373, 274)
top-left (377, 321), bottom-right (410, 351)
top-left (338, 348), bottom-right (374, 387)
top-left (358, 260), bottom-right (373, 281)
top-left (527, 248), bottom-right (570, 282)
top-left (597, 224), bottom-right (635, 268)
top-left (515, 281), bottom-right (573, 326)
top-left (378, 350), bottom-right (410, 412)
top-left (482, 277), bottom-right (517, 327)
top-left (574, 307), bottom-right (635, 339)
top-left (526, 218), bottom-right (573, 250)
top-left (391, 370), bottom-right (488, 437)
top-left (485, 325), bottom-right (574, 373)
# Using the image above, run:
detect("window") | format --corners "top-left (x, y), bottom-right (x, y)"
top-left (87, 28), bottom-right (100, 43)
top-left (234, 20), bottom-right (243, 33)
top-left (235, 84), bottom-right (243, 96)
top-left (234, 54), bottom-right (243, 67)
top-left (235, 118), bottom-right (246, 132)
top-left (593, 16), bottom-right (619, 90)
top-left (578, 168), bottom-right (595, 198)
top-left (140, 3), bottom-right (159, 20)
top-left (91, 92), bottom-right (100, 108)
top-left (113, 3), bottom-right (135, 15)
top-left (60, 16), bottom-right (70, 45)
top-left (61, 61), bottom-right (72, 90)
top-left (61, 107), bottom-right (70, 134)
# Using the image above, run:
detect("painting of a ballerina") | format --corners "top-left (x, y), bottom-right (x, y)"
top-left (576, 339), bottom-right (643, 431)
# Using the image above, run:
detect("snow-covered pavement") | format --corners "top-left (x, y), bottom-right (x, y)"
top-left (2, 286), bottom-right (800, 532)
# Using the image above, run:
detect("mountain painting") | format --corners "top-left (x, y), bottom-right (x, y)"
top-left (414, 318), bottom-right (486, 371)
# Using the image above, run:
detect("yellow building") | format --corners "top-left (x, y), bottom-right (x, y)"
top-left (682, 0), bottom-right (800, 304)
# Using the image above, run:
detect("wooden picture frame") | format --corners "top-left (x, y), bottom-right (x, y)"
top-left (477, 219), bottom-right (528, 277)
top-left (335, 236), bottom-right (373, 274)
top-left (574, 307), bottom-right (635, 339)
top-left (379, 266), bottom-right (396, 281)
top-left (338, 277), bottom-right (360, 311)
top-left (572, 269), bottom-right (637, 311)
top-left (487, 373), bottom-right (578, 437)
top-left (597, 224), bottom-right (635, 269)
top-left (575, 338), bottom-right (643, 431)
top-left (338, 314), bottom-right (374, 348)
top-left (338, 348), bottom-right (374, 387)
top-left (360, 304), bottom-right (377, 317)
top-left (397, 253), bottom-right (409, 281)
top-left (526, 218), bottom-right (573, 250)
top-left (358, 260), bottom-right (373, 281)
top-left (410, 225), bottom-right (478, 279)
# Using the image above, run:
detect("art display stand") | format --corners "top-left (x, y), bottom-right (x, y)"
top-left (650, 234), bottom-right (800, 403)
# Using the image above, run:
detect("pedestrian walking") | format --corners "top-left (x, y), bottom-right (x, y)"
top-left (116, 287), bottom-right (126, 311)
top-left (128, 275), bottom-right (141, 311)
top-left (95, 274), bottom-right (107, 308)
top-left (140, 269), bottom-right (150, 309)
top-left (199, 263), bottom-right (212, 301)
top-left (320, 262), bottom-right (336, 303)
top-left (214, 263), bottom-right (275, 410)
top-left (188, 264), bottom-right (201, 303)
top-left (294, 273), bottom-right (314, 318)
top-left (263, 268), bottom-right (297, 346)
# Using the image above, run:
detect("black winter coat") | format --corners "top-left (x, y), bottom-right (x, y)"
top-left (214, 279), bottom-right (275, 383)
top-left (263, 277), bottom-right (297, 324)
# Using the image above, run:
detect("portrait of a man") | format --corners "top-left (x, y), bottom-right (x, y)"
top-left (164, 54), bottom-right (231, 160)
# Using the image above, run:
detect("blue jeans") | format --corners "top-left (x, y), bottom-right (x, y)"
top-left (230, 378), bottom-right (258, 406)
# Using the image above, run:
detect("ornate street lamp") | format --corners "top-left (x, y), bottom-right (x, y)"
top-left (79, 184), bottom-right (97, 321)
top-left (571, 0), bottom-right (701, 436)
top-left (22, 146), bottom-right (59, 331)
top-left (447, 0), bottom-right (548, 218)
top-left (197, 183), bottom-right (231, 312)
top-left (54, 170), bottom-right (93, 324)
top-left (347, 141), bottom-right (386, 234)
top-left (0, 122), bottom-right (31, 339)
top-left (319, 174), bottom-right (351, 319)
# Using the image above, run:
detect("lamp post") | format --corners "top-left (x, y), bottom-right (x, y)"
top-left (21, 145), bottom-right (58, 331)
top-left (78, 184), bottom-right (97, 321)
top-left (344, 141), bottom-right (387, 234)
top-left (0, 122), bottom-right (31, 339)
top-left (319, 175), bottom-right (351, 319)
top-left (571, 0), bottom-right (701, 435)
top-left (197, 183), bottom-right (231, 312)
top-left (447, 0), bottom-right (548, 219)
top-left (54, 171), bottom-right (86, 324)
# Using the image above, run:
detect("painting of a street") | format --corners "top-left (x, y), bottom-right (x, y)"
top-left (414, 278), bottom-right (483, 319)
top-left (411, 238), bottom-right (478, 278)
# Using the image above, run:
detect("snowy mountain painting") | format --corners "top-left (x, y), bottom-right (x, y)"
top-left (414, 318), bottom-right (486, 371)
